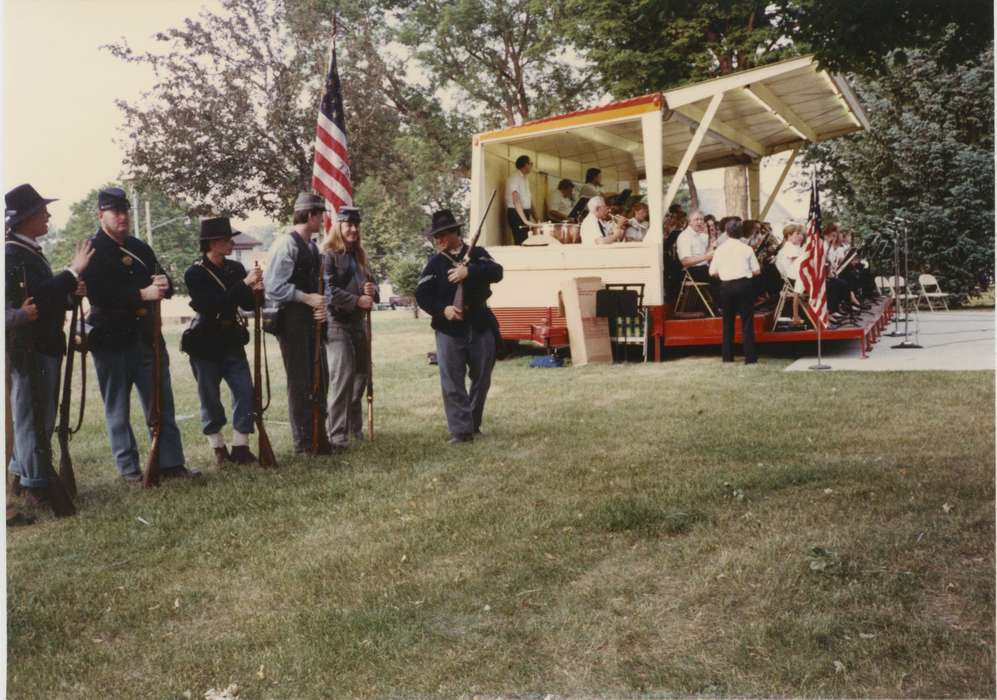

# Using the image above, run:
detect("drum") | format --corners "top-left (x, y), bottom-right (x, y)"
top-left (541, 222), bottom-right (556, 238)
top-left (551, 223), bottom-right (564, 243)
top-left (564, 223), bottom-right (580, 244)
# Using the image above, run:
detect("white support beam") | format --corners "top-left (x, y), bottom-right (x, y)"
top-left (760, 147), bottom-right (799, 221)
top-left (640, 110), bottom-right (664, 245)
top-left (663, 55), bottom-right (816, 109)
top-left (672, 104), bottom-right (766, 159)
top-left (744, 84), bottom-right (817, 142)
top-left (662, 93), bottom-right (723, 214)
top-left (585, 126), bottom-right (643, 157)
top-left (747, 160), bottom-right (761, 219)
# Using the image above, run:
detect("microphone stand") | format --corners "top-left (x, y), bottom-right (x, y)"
top-left (884, 223), bottom-right (906, 337)
top-left (892, 220), bottom-right (923, 349)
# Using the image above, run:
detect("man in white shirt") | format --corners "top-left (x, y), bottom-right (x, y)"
top-left (505, 155), bottom-right (535, 245)
top-left (580, 196), bottom-right (623, 246)
top-left (708, 220), bottom-right (760, 363)
top-left (547, 179), bottom-right (575, 222)
top-left (676, 209), bottom-right (719, 310)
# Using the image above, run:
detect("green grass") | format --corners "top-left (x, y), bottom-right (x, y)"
top-left (7, 312), bottom-right (995, 698)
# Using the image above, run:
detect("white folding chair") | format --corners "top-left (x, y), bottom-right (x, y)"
top-left (918, 273), bottom-right (951, 311)
top-left (892, 276), bottom-right (918, 313)
top-left (674, 269), bottom-right (716, 317)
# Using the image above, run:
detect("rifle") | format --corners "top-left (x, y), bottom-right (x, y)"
top-left (56, 294), bottom-right (87, 498)
top-left (363, 266), bottom-right (374, 441)
top-left (20, 265), bottom-right (76, 516)
top-left (253, 262), bottom-right (277, 467)
top-left (311, 252), bottom-right (331, 455)
top-left (142, 265), bottom-right (163, 488)
top-left (452, 190), bottom-right (497, 312)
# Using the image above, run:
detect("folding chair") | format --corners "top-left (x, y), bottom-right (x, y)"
top-left (874, 276), bottom-right (891, 296)
top-left (674, 269), bottom-right (716, 317)
top-left (771, 278), bottom-right (803, 331)
top-left (918, 273), bottom-right (951, 311)
top-left (892, 276), bottom-right (918, 313)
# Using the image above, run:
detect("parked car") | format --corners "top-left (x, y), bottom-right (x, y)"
top-left (389, 295), bottom-right (414, 309)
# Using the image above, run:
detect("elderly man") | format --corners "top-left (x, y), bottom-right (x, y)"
top-left (580, 196), bottom-right (624, 246)
top-left (263, 193), bottom-right (331, 455)
top-left (6, 184), bottom-right (93, 503)
top-left (415, 210), bottom-right (503, 444)
top-left (83, 187), bottom-right (195, 482)
top-left (675, 209), bottom-right (720, 310)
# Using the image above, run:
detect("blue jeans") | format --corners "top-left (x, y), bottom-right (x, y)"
top-left (189, 352), bottom-right (254, 436)
top-left (7, 352), bottom-right (61, 488)
top-left (91, 339), bottom-right (185, 477)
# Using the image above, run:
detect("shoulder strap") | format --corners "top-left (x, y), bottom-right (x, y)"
top-left (194, 261), bottom-right (227, 291)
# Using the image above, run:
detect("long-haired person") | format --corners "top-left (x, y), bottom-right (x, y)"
top-left (183, 217), bottom-right (262, 465)
top-left (319, 207), bottom-right (378, 450)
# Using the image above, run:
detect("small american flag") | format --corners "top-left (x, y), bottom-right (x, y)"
top-left (312, 39), bottom-right (352, 230)
top-left (798, 178), bottom-right (828, 328)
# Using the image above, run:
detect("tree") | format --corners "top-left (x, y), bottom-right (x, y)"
top-left (802, 46), bottom-right (994, 301)
top-left (388, 256), bottom-right (425, 318)
top-left (49, 186), bottom-right (201, 295)
top-left (563, 0), bottom-right (794, 217)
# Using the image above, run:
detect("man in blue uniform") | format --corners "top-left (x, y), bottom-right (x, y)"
top-left (82, 187), bottom-right (195, 482)
top-left (415, 210), bottom-right (503, 443)
top-left (5, 184), bottom-right (93, 503)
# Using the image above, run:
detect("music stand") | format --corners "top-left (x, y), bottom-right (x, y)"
top-left (891, 219), bottom-right (923, 349)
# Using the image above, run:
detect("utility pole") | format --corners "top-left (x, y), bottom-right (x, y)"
top-left (145, 200), bottom-right (153, 248)
top-left (131, 187), bottom-right (141, 239)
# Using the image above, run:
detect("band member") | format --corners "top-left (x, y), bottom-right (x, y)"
top-left (676, 209), bottom-right (720, 307)
top-left (415, 210), bottom-right (503, 444)
top-left (5, 184), bottom-right (93, 502)
top-left (183, 217), bottom-right (262, 466)
top-left (709, 220), bottom-right (760, 364)
top-left (624, 202), bottom-right (650, 241)
top-left (83, 187), bottom-right (195, 481)
top-left (579, 168), bottom-right (603, 199)
top-left (263, 193), bottom-right (330, 454)
top-left (580, 197), bottom-right (624, 245)
top-left (319, 206), bottom-right (379, 450)
top-left (505, 155), bottom-right (536, 245)
top-left (547, 179), bottom-right (575, 222)
top-left (776, 223), bottom-right (806, 325)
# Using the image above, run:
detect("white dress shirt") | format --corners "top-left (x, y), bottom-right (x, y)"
top-left (709, 238), bottom-right (760, 281)
top-left (547, 191), bottom-right (574, 218)
top-left (776, 241), bottom-right (804, 281)
top-left (504, 170), bottom-right (532, 210)
top-left (676, 227), bottom-right (710, 266)
top-left (580, 213), bottom-right (609, 246)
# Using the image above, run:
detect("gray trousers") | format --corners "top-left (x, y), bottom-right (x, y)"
top-left (7, 352), bottom-right (61, 488)
top-left (277, 304), bottom-right (328, 452)
top-left (325, 322), bottom-right (368, 447)
top-left (434, 327), bottom-right (495, 437)
top-left (92, 339), bottom-right (185, 478)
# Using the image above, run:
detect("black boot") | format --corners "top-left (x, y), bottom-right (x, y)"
top-left (230, 445), bottom-right (257, 464)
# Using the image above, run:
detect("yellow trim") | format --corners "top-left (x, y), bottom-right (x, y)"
top-left (478, 101), bottom-right (660, 143)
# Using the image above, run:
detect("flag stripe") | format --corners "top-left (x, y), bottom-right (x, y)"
top-left (311, 43), bottom-right (351, 230)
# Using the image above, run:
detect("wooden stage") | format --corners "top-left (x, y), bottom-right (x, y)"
top-left (492, 297), bottom-right (895, 361)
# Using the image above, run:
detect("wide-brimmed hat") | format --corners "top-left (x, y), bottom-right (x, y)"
top-left (98, 187), bottom-right (131, 212)
top-left (5, 184), bottom-right (57, 229)
top-left (293, 192), bottom-right (325, 213)
top-left (421, 209), bottom-right (462, 239)
top-left (200, 216), bottom-right (239, 241)
top-left (336, 206), bottom-right (361, 224)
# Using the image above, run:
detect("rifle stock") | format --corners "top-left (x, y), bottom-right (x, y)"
top-left (253, 263), bottom-right (277, 467)
top-left (452, 190), bottom-right (497, 312)
top-left (142, 294), bottom-right (163, 488)
top-left (311, 253), bottom-right (331, 455)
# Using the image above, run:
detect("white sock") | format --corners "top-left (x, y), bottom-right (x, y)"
top-left (207, 433), bottom-right (225, 449)
top-left (232, 431), bottom-right (249, 447)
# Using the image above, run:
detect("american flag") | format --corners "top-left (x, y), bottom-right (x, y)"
top-left (798, 178), bottom-right (828, 328)
top-left (312, 41), bottom-right (352, 230)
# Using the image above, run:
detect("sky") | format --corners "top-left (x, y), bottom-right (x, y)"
top-left (2, 0), bottom-right (808, 233)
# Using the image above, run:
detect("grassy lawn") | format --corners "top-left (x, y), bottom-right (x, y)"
top-left (7, 311), bottom-right (994, 699)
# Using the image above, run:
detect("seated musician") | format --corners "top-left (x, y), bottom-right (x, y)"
top-left (547, 179), bottom-right (576, 222)
top-left (751, 220), bottom-right (784, 300)
top-left (623, 202), bottom-right (649, 241)
top-left (676, 210), bottom-right (720, 307)
top-left (704, 214), bottom-right (720, 246)
top-left (580, 196), bottom-right (624, 246)
top-left (775, 223), bottom-right (805, 325)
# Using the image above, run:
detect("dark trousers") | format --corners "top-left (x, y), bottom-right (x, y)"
top-left (435, 327), bottom-right (496, 437)
top-left (687, 265), bottom-right (722, 311)
top-left (189, 351), bottom-right (254, 436)
top-left (718, 278), bottom-right (757, 363)
top-left (277, 303), bottom-right (328, 452)
top-left (506, 208), bottom-right (533, 245)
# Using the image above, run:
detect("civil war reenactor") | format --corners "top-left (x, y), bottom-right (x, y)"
top-left (415, 210), bottom-right (504, 444)
top-left (82, 187), bottom-right (196, 482)
top-left (5, 184), bottom-right (93, 504)
top-left (183, 217), bottom-right (263, 465)
top-left (318, 206), bottom-right (378, 450)
top-left (263, 193), bottom-right (331, 454)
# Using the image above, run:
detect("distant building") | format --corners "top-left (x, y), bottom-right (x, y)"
top-left (231, 232), bottom-right (263, 266)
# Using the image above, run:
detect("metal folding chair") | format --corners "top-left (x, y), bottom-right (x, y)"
top-left (674, 269), bottom-right (716, 317)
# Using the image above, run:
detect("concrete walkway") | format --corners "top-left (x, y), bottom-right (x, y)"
top-left (785, 310), bottom-right (994, 372)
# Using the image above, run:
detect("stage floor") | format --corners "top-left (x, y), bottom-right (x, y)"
top-left (784, 309), bottom-right (995, 372)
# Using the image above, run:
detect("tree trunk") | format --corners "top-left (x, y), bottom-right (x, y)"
top-left (685, 172), bottom-right (699, 210)
top-left (412, 306), bottom-right (419, 319)
top-left (723, 165), bottom-right (749, 218)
